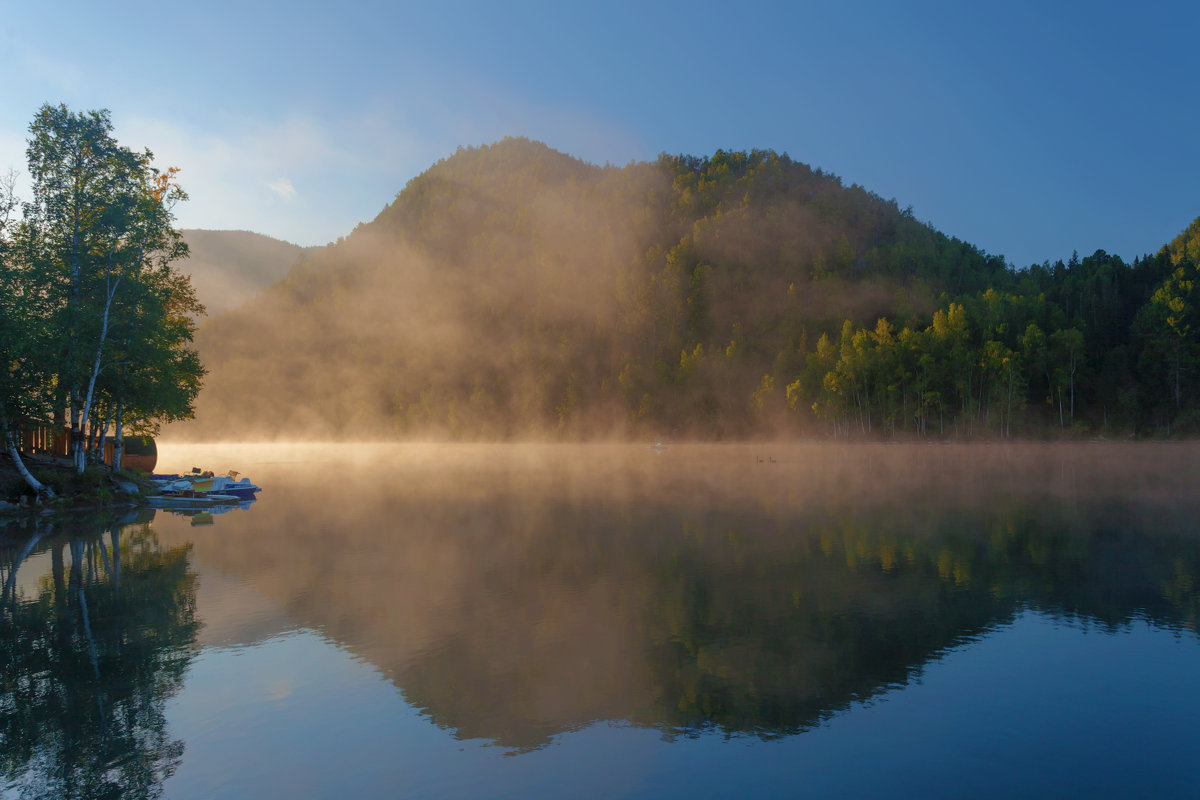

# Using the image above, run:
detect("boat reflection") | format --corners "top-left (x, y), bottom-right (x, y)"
top-left (153, 495), bottom-right (258, 527)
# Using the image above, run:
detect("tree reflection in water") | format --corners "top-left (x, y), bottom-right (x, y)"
top-left (0, 510), bottom-right (198, 799)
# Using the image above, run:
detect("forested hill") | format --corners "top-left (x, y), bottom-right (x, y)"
top-left (170, 139), bottom-right (1199, 440)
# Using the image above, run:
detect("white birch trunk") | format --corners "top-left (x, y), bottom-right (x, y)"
top-left (76, 274), bottom-right (121, 473)
top-left (3, 429), bottom-right (54, 499)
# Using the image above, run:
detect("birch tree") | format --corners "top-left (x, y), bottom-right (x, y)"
top-left (23, 105), bottom-right (193, 473)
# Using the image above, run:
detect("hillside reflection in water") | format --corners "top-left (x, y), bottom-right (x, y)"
top-left (164, 444), bottom-right (1200, 745)
top-left (5, 442), bottom-right (1200, 798)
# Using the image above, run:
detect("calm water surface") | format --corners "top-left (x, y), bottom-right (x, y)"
top-left (3, 443), bottom-right (1200, 798)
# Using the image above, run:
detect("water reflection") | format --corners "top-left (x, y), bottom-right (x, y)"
top-left (156, 443), bottom-right (1200, 751)
top-left (0, 511), bottom-right (199, 799)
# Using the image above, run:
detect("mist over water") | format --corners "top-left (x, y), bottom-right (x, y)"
top-left (159, 439), bottom-right (1200, 513)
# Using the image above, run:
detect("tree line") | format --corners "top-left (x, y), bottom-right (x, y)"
top-left (786, 244), bottom-right (1199, 439)
top-left (1, 105), bottom-right (204, 498)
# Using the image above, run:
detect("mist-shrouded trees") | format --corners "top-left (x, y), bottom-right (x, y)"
top-left (182, 138), bottom-right (1199, 441)
top-left (1, 104), bottom-right (204, 490)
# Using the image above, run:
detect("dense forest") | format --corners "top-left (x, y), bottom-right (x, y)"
top-left (173, 139), bottom-right (1197, 439)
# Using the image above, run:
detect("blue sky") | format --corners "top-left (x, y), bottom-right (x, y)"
top-left (2, 0), bottom-right (1196, 267)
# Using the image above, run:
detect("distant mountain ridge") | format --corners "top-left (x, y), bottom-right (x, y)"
top-left (179, 229), bottom-right (318, 317)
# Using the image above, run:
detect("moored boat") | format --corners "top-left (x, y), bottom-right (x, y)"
top-left (209, 475), bottom-right (261, 499)
top-left (150, 471), bottom-right (262, 500)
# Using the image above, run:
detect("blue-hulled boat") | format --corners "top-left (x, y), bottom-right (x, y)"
top-left (151, 472), bottom-right (262, 500)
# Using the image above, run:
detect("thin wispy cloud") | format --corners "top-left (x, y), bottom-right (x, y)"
top-left (267, 178), bottom-right (297, 200)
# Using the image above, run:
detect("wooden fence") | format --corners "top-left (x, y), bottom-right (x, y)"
top-left (14, 426), bottom-right (157, 472)
top-left (17, 426), bottom-right (71, 457)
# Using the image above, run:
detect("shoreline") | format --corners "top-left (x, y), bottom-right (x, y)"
top-left (0, 453), bottom-right (157, 518)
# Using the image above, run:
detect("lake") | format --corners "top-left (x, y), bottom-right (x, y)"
top-left (3, 442), bottom-right (1200, 798)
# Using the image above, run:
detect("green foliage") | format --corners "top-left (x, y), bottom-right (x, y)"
top-left (40, 465), bottom-right (109, 496)
top-left (0, 105), bottom-right (203, 476)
